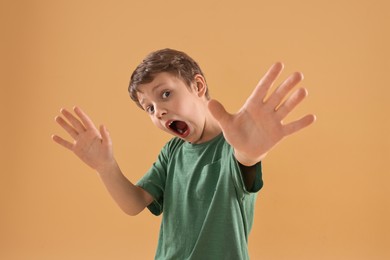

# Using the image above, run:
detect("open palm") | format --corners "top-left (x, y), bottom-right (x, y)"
top-left (52, 107), bottom-right (114, 172)
top-left (208, 62), bottom-right (316, 166)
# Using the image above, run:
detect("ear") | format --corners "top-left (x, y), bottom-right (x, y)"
top-left (193, 74), bottom-right (208, 98)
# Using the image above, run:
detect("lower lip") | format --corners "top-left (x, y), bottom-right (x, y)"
top-left (180, 128), bottom-right (190, 138)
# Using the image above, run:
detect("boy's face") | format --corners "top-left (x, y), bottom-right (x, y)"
top-left (136, 72), bottom-right (211, 144)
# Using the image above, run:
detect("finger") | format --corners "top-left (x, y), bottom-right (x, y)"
top-left (100, 125), bottom-right (112, 146)
top-left (55, 115), bottom-right (79, 139)
top-left (61, 108), bottom-right (86, 133)
top-left (282, 114), bottom-right (316, 136)
top-left (247, 62), bottom-right (284, 104)
top-left (74, 106), bottom-right (97, 130)
top-left (51, 134), bottom-right (74, 151)
top-left (266, 72), bottom-right (303, 109)
top-left (208, 99), bottom-right (231, 126)
top-left (276, 87), bottom-right (308, 120)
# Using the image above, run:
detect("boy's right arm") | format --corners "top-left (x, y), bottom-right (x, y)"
top-left (52, 106), bottom-right (153, 216)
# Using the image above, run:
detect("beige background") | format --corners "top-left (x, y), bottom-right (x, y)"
top-left (1, 0), bottom-right (389, 259)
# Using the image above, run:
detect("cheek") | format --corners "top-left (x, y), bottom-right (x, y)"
top-left (151, 117), bottom-right (169, 132)
top-left (178, 98), bottom-right (200, 115)
top-left (151, 117), bottom-right (162, 128)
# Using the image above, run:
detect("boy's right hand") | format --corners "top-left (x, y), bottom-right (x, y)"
top-left (52, 106), bottom-right (115, 173)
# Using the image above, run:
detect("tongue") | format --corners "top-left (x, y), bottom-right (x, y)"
top-left (175, 121), bottom-right (187, 132)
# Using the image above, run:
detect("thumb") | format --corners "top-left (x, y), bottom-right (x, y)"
top-left (100, 124), bottom-right (112, 146)
top-left (208, 99), bottom-right (231, 125)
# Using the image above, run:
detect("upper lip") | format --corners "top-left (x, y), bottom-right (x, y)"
top-left (165, 120), bottom-right (174, 130)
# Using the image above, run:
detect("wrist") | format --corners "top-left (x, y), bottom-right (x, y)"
top-left (96, 159), bottom-right (119, 177)
top-left (234, 150), bottom-right (267, 166)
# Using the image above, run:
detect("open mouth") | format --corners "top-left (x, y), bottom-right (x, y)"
top-left (166, 120), bottom-right (190, 137)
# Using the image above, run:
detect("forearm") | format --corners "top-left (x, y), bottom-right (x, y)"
top-left (97, 161), bottom-right (152, 216)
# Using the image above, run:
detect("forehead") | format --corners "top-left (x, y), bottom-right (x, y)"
top-left (137, 72), bottom-right (190, 93)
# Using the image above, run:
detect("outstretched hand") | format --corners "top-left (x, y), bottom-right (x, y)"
top-left (208, 62), bottom-right (316, 166)
top-left (52, 107), bottom-right (115, 172)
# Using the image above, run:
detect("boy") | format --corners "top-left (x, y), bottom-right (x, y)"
top-left (52, 48), bottom-right (316, 259)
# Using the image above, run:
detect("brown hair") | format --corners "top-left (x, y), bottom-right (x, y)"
top-left (128, 48), bottom-right (209, 108)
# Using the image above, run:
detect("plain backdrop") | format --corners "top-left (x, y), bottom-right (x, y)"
top-left (1, 0), bottom-right (389, 259)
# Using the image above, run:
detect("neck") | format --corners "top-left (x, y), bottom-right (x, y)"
top-left (194, 105), bottom-right (222, 144)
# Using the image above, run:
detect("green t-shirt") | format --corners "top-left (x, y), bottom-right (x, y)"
top-left (137, 133), bottom-right (263, 260)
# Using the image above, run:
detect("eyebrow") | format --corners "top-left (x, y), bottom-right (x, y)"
top-left (138, 82), bottom-right (166, 107)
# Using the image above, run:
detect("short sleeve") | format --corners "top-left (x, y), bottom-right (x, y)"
top-left (136, 145), bottom-right (169, 216)
top-left (248, 162), bottom-right (263, 192)
top-left (229, 149), bottom-right (263, 195)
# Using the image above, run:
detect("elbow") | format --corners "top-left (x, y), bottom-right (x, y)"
top-left (121, 206), bottom-right (144, 216)
top-left (125, 211), bottom-right (141, 217)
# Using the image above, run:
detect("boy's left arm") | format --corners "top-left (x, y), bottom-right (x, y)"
top-left (208, 62), bottom-right (316, 170)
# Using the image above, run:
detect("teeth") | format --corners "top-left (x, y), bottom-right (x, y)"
top-left (167, 121), bottom-right (186, 135)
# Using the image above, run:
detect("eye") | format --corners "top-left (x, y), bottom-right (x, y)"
top-left (162, 91), bottom-right (170, 99)
top-left (146, 105), bottom-right (155, 114)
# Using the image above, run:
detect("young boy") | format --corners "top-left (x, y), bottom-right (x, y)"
top-left (52, 48), bottom-right (316, 259)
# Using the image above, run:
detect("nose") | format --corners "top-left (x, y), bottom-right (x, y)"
top-left (154, 104), bottom-right (167, 119)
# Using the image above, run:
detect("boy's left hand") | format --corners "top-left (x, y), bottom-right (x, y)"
top-left (208, 62), bottom-right (316, 166)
